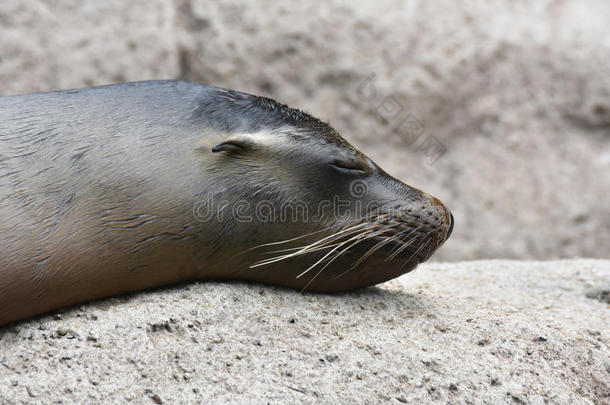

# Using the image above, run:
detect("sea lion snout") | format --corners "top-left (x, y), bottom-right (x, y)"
top-left (385, 187), bottom-right (453, 263)
top-left (367, 175), bottom-right (453, 246)
top-left (414, 189), bottom-right (454, 240)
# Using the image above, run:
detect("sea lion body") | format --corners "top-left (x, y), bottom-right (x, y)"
top-left (0, 81), bottom-right (453, 325)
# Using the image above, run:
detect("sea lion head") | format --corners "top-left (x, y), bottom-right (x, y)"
top-left (196, 89), bottom-right (453, 292)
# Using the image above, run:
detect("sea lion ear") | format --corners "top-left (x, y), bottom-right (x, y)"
top-left (211, 134), bottom-right (257, 153)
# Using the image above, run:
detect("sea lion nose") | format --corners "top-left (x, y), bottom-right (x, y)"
top-left (446, 211), bottom-right (454, 240)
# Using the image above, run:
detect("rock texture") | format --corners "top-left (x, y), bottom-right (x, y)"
top-left (0, 1), bottom-right (178, 93)
top-left (0, 260), bottom-right (608, 403)
top-left (1, 0), bottom-right (609, 261)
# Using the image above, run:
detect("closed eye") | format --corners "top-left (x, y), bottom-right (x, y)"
top-left (330, 160), bottom-right (369, 175)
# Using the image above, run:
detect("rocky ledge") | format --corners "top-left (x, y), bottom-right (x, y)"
top-left (0, 260), bottom-right (608, 404)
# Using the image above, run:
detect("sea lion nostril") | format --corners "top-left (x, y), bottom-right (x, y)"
top-left (446, 211), bottom-right (454, 239)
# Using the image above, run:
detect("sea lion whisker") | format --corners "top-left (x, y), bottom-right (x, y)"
top-left (249, 231), bottom-right (363, 267)
top-left (328, 222), bottom-right (404, 261)
top-left (346, 226), bottom-right (409, 270)
top-left (400, 234), bottom-right (433, 269)
top-left (381, 229), bottom-right (418, 261)
top-left (243, 212), bottom-right (391, 254)
top-left (297, 219), bottom-right (392, 254)
top-left (262, 240), bottom-right (347, 255)
top-left (333, 226), bottom-right (423, 280)
top-left (250, 223), bottom-right (385, 268)
top-left (241, 224), bottom-right (340, 254)
top-left (298, 226), bottom-right (394, 292)
top-left (385, 235), bottom-right (419, 261)
top-left (304, 228), bottom-right (392, 289)
top-left (287, 212), bottom-right (392, 252)
top-left (248, 215), bottom-right (394, 267)
top-left (294, 226), bottom-right (389, 279)
top-left (322, 224), bottom-right (404, 280)
top-left (318, 222), bottom-right (400, 262)
top-left (385, 225), bottom-right (427, 261)
top-left (298, 224), bottom-right (396, 284)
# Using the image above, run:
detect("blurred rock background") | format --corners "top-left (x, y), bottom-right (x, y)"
top-left (1, 0), bottom-right (609, 261)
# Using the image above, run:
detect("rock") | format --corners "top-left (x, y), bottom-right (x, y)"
top-left (0, 1), bottom-right (178, 94)
top-left (0, 260), bottom-right (607, 403)
top-left (586, 287), bottom-right (610, 304)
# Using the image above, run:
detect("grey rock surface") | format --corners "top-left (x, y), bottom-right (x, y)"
top-left (1, 0), bottom-right (609, 261)
top-left (0, 260), bottom-right (608, 404)
top-left (0, 1), bottom-right (179, 93)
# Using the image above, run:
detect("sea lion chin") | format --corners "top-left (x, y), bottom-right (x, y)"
top-left (0, 80), bottom-right (453, 325)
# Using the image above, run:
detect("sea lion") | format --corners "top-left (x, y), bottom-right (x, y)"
top-left (0, 80), bottom-right (453, 326)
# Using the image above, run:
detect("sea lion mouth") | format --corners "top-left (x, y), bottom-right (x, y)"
top-left (247, 210), bottom-right (449, 291)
